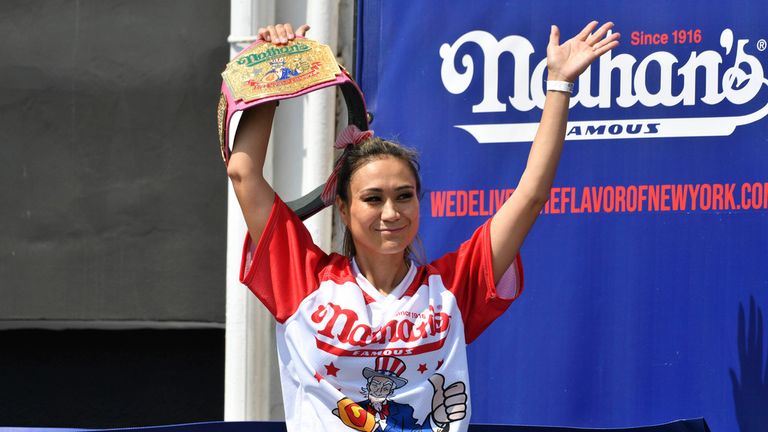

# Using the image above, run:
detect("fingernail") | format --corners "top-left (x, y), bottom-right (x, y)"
top-left (281, 37), bottom-right (288, 43)
top-left (288, 33), bottom-right (294, 39)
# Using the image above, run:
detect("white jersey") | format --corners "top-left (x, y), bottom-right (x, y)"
top-left (240, 196), bottom-right (523, 431)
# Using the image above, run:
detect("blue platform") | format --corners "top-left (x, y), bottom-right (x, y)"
top-left (0, 418), bottom-right (710, 432)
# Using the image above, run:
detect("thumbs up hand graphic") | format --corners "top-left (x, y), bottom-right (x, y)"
top-left (429, 373), bottom-right (467, 427)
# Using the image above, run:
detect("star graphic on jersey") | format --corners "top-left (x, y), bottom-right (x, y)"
top-left (436, 359), bottom-right (444, 370)
top-left (314, 371), bottom-right (323, 382)
top-left (325, 362), bottom-right (340, 377)
top-left (417, 363), bottom-right (428, 374)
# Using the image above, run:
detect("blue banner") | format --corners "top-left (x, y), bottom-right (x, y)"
top-left (357, 1), bottom-right (768, 431)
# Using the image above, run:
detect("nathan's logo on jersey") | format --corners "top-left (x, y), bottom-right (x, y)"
top-left (439, 28), bottom-right (768, 143)
top-left (310, 303), bottom-right (451, 357)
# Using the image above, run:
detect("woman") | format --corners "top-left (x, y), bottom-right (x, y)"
top-left (227, 21), bottom-right (619, 432)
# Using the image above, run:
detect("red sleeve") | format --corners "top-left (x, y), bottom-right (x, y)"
top-left (429, 219), bottom-right (524, 343)
top-left (239, 195), bottom-right (331, 323)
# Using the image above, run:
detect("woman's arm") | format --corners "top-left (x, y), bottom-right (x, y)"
top-left (489, 21), bottom-right (620, 282)
top-left (227, 23), bottom-right (309, 243)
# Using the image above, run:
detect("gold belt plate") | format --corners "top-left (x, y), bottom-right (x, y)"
top-left (222, 38), bottom-right (342, 102)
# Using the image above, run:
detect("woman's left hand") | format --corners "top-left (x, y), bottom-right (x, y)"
top-left (547, 21), bottom-right (620, 82)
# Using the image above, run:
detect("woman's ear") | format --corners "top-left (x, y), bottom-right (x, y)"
top-left (336, 196), bottom-right (350, 226)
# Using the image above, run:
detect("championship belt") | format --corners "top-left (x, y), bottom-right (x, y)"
top-left (218, 37), bottom-right (369, 220)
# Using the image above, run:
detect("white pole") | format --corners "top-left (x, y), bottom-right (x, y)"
top-left (302, 0), bottom-right (340, 252)
top-left (225, 0), bottom-right (278, 421)
top-left (225, 0), bottom-right (342, 421)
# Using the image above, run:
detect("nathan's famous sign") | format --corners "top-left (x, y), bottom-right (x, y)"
top-left (439, 28), bottom-right (768, 142)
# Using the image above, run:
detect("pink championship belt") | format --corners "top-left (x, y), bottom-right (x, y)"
top-left (217, 36), bottom-right (369, 220)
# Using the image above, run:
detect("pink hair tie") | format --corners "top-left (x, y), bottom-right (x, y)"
top-left (320, 125), bottom-right (374, 205)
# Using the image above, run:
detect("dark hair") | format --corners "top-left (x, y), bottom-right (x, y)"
top-left (335, 136), bottom-right (423, 261)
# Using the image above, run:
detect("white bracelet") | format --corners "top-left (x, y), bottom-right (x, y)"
top-left (547, 80), bottom-right (574, 94)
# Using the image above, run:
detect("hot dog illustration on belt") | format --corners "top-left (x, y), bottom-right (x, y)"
top-left (334, 356), bottom-right (467, 432)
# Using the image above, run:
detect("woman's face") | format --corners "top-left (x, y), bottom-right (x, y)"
top-left (338, 156), bottom-right (420, 259)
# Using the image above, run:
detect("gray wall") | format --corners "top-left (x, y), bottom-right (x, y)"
top-left (0, 0), bottom-right (229, 324)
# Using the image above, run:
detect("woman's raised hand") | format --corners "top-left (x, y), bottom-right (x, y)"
top-left (546, 21), bottom-right (620, 82)
top-left (257, 23), bottom-right (311, 45)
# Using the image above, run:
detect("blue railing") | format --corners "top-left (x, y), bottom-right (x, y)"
top-left (0, 418), bottom-right (710, 432)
